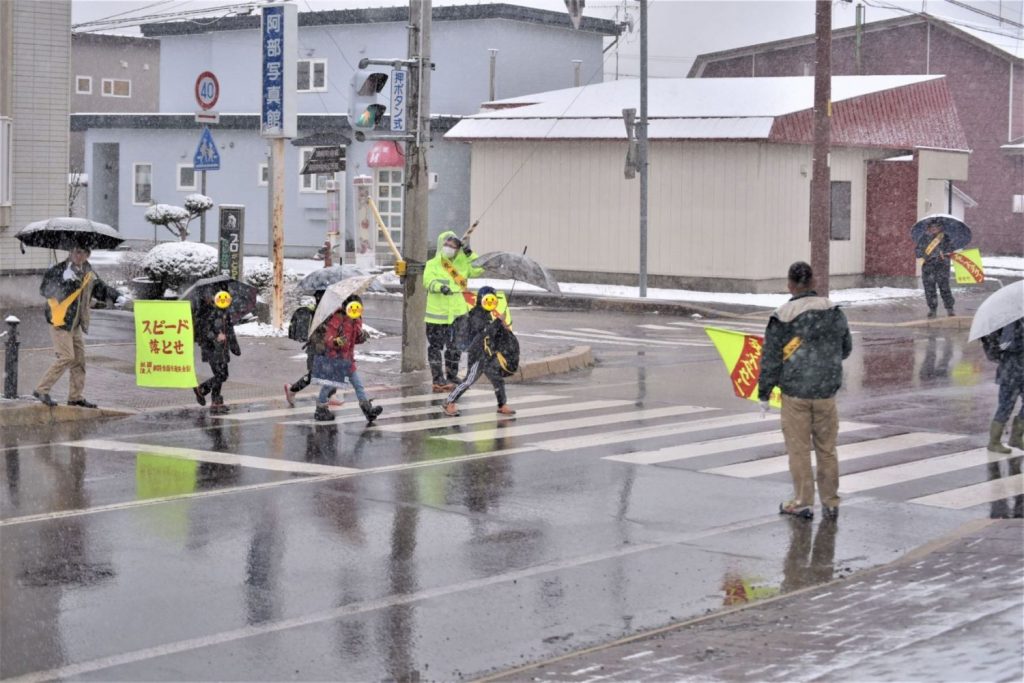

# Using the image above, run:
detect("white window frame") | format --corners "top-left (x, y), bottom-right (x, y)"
top-left (296, 59), bottom-right (327, 92)
top-left (176, 163), bottom-right (197, 191)
top-left (132, 162), bottom-right (152, 205)
top-left (258, 162), bottom-right (268, 187)
top-left (1013, 194), bottom-right (1024, 214)
top-left (102, 78), bottom-right (132, 98)
top-left (374, 168), bottom-right (404, 252)
top-left (0, 117), bottom-right (12, 207)
top-left (75, 76), bottom-right (92, 95)
top-left (298, 147), bottom-right (334, 193)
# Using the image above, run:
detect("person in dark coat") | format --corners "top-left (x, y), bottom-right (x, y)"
top-left (192, 289), bottom-right (241, 414)
top-left (34, 245), bottom-right (124, 408)
top-left (758, 262), bottom-right (853, 521)
top-left (983, 318), bottom-right (1024, 454)
top-left (442, 286), bottom-right (516, 417)
top-left (915, 219), bottom-right (956, 318)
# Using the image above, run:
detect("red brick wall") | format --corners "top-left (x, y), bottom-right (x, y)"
top-left (699, 22), bottom-right (1024, 254)
top-left (865, 159), bottom-right (918, 277)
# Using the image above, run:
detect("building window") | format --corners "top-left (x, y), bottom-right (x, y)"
top-left (177, 163), bottom-right (197, 191)
top-left (299, 147), bottom-right (339, 192)
top-left (133, 163), bottom-right (152, 205)
top-left (297, 59), bottom-right (327, 92)
top-left (102, 78), bottom-right (131, 98)
top-left (375, 168), bottom-right (404, 250)
top-left (830, 180), bottom-right (852, 241)
top-left (75, 76), bottom-right (92, 95)
top-left (0, 117), bottom-right (11, 207)
top-left (1013, 194), bottom-right (1024, 214)
top-left (258, 162), bottom-right (268, 187)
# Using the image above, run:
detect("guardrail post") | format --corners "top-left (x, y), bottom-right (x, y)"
top-left (3, 315), bottom-right (20, 399)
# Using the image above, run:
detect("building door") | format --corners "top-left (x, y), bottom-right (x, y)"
top-left (374, 168), bottom-right (404, 264)
top-left (92, 143), bottom-right (119, 229)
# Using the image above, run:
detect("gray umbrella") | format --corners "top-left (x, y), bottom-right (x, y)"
top-left (179, 275), bottom-right (259, 325)
top-left (298, 265), bottom-right (386, 293)
top-left (473, 251), bottom-right (561, 294)
top-left (14, 217), bottom-right (124, 251)
top-left (968, 281), bottom-right (1024, 341)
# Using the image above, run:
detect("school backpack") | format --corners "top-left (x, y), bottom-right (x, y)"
top-left (980, 331), bottom-right (1003, 363)
top-left (482, 320), bottom-right (520, 377)
top-left (288, 306), bottom-right (314, 342)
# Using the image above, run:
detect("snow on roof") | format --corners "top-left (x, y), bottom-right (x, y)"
top-left (447, 75), bottom-right (942, 141)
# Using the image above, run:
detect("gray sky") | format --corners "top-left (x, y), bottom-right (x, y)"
top-left (72, 0), bottom-right (1024, 77)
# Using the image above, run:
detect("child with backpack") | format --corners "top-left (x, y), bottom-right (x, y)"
top-left (310, 294), bottom-right (384, 424)
top-left (192, 289), bottom-right (241, 414)
top-left (442, 286), bottom-right (519, 417)
top-left (284, 290), bottom-right (341, 408)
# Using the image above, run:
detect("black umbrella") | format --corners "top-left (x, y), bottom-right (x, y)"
top-left (14, 217), bottom-right (124, 252)
top-left (910, 214), bottom-right (972, 251)
top-left (297, 265), bottom-right (386, 293)
top-left (179, 275), bottom-right (259, 325)
top-left (474, 251), bottom-right (561, 294)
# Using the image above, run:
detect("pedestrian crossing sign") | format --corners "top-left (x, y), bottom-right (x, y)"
top-left (193, 127), bottom-right (221, 171)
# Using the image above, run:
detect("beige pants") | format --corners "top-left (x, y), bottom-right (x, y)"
top-left (36, 326), bottom-right (86, 401)
top-left (781, 394), bottom-right (840, 508)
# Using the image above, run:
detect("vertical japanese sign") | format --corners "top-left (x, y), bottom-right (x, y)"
top-left (390, 69), bottom-right (407, 133)
top-left (134, 300), bottom-right (197, 388)
top-left (260, 3), bottom-right (296, 138)
top-left (218, 205), bottom-right (245, 279)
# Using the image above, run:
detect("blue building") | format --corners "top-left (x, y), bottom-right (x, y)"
top-left (74, 4), bottom-right (619, 260)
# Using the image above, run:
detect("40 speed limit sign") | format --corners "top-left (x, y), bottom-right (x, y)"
top-left (195, 71), bottom-right (220, 110)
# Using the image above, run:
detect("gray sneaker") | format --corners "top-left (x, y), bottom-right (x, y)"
top-left (822, 505), bottom-right (839, 521)
top-left (779, 500), bottom-right (813, 519)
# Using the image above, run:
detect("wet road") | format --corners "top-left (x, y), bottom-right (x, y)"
top-left (2, 307), bottom-right (1020, 681)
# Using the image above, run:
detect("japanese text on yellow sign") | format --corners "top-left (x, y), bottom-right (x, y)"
top-left (705, 326), bottom-right (782, 408)
top-left (134, 300), bottom-right (197, 388)
top-left (951, 248), bottom-right (984, 284)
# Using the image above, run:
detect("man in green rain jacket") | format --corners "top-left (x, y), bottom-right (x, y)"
top-left (422, 230), bottom-right (483, 392)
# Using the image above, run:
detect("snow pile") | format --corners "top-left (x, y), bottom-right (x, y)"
top-left (141, 241), bottom-right (218, 289)
top-left (183, 194), bottom-right (214, 214)
top-left (234, 321), bottom-right (289, 338)
top-left (144, 204), bottom-right (190, 226)
top-left (244, 260), bottom-right (300, 292)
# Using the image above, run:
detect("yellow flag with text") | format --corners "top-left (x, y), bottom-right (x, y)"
top-left (134, 300), bottom-right (197, 388)
top-left (704, 326), bottom-right (781, 408)
top-left (951, 248), bottom-right (984, 284)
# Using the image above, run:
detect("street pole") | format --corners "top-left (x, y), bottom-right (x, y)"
top-left (638, 0), bottom-right (648, 297)
top-left (199, 169), bottom-right (207, 242)
top-left (810, 0), bottom-right (832, 295)
top-left (270, 137), bottom-right (285, 328)
top-left (400, 0), bottom-right (430, 373)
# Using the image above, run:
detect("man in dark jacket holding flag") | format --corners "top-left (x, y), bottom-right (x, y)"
top-left (758, 262), bottom-right (852, 521)
top-left (34, 245), bottom-right (123, 408)
top-left (915, 219), bottom-right (956, 318)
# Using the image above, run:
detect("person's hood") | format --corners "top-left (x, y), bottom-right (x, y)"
top-left (436, 230), bottom-right (458, 254)
top-left (475, 285), bottom-right (496, 308)
top-left (773, 291), bottom-right (837, 323)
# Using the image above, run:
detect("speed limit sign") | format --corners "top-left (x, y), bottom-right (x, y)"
top-left (195, 71), bottom-right (220, 110)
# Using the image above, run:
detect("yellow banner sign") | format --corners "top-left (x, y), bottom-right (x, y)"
top-left (951, 248), bottom-right (984, 284)
top-left (705, 326), bottom-right (781, 408)
top-left (134, 300), bottom-right (197, 388)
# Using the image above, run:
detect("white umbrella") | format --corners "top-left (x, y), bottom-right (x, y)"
top-left (968, 280), bottom-right (1024, 341)
top-left (310, 274), bottom-right (379, 333)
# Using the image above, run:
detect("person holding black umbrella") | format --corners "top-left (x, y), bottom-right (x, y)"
top-left (33, 245), bottom-right (124, 408)
top-left (915, 219), bottom-right (956, 318)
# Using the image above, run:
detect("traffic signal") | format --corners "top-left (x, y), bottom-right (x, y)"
top-left (350, 68), bottom-right (389, 137)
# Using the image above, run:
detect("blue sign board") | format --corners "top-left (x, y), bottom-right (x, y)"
top-left (261, 4), bottom-right (296, 138)
top-left (193, 127), bottom-right (220, 171)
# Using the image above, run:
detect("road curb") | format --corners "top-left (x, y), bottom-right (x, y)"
top-left (473, 517), bottom-right (1005, 683)
top-left (0, 400), bottom-right (135, 427)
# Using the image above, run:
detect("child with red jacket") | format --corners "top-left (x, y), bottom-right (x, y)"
top-left (310, 295), bottom-right (383, 424)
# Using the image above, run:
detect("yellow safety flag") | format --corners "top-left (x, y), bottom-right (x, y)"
top-left (704, 326), bottom-right (781, 408)
top-left (951, 248), bottom-right (984, 284)
top-left (134, 300), bottom-right (198, 388)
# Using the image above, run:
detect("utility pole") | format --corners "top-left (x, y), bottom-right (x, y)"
top-left (638, 0), bottom-right (649, 297)
top-left (810, 0), bottom-right (832, 295)
top-left (400, 0), bottom-right (430, 373)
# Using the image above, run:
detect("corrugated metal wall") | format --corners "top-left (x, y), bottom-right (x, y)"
top-left (468, 140), bottom-right (888, 282)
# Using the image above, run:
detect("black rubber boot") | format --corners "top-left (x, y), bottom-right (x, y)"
top-left (314, 403), bottom-right (335, 422)
top-left (359, 399), bottom-right (383, 424)
top-left (1009, 418), bottom-right (1024, 450)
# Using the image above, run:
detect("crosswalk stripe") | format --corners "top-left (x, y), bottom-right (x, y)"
top-left (278, 394), bottom-right (568, 426)
top-left (910, 473), bottom-right (1024, 509)
top-left (65, 439), bottom-right (358, 475)
top-left (376, 399), bottom-right (635, 434)
top-left (518, 331), bottom-right (709, 348)
top-left (638, 324), bottom-right (697, 332)
top-left (439, 405), bottom-right (717, 443)
top-left (838, 448), bottom-right (1011, 493)
top-left (549, 329), bottom-right (708, 347)
top-left (602, 421), bottom-right (875, 465)
top-left (533, 412), bottom-right (773, 451)
top-left (667, 320), bottom-right (768, 332)
top-left (702, 431), bottom-right (965, 479)
top-left (218, 389), bottom-right (494, 421)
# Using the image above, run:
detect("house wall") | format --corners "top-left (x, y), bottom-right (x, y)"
top-left (466, 140), bottom-right (888, 286)
top-left (0, 0), bottom-right (70, 279)
top-left (697, 21), bottom-right (1024, 254)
